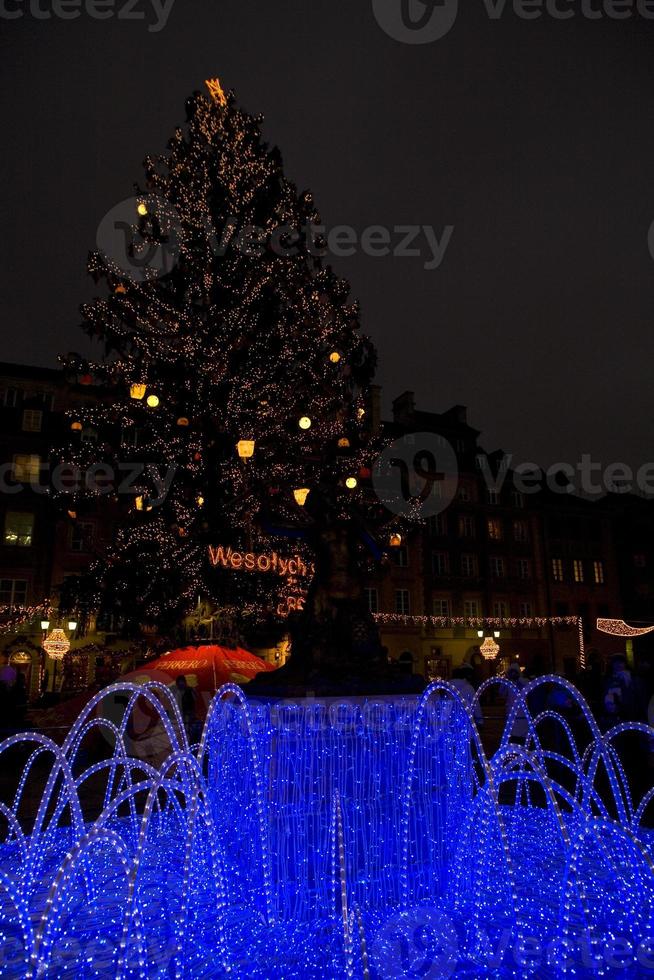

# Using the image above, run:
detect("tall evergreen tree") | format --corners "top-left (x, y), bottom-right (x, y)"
top-left (57, 80), bottom-right (385, 647)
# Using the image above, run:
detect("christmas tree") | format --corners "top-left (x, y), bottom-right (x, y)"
top-left (57, 79), bottom-right (390, 674)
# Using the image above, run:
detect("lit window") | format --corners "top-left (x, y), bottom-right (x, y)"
top-left (490, 557), bottom-right (505, 578)
top-left (12, 454), bottom-right (41, 483)
top-left (573, 560), bottom-right (584, 583)
top-left (21, 409), bottom-right (42, 432)
top-left (432, 552), bottom-right (450, 576)
top-left (433, 598), bottom-right (451, 616)
top-left (458, 515), bottom-right (476, 538)
top-left (0, 578), bottom-right (28, 605)
top-left (487, 518), bottom-right (502, 541)
top-left (461, 554), bottom-right (478, 577)
top-left (551, 558), bottom-right (564, 582)
top-left (493, 601), bottom-right (509, 618)
top-left (3, 512), bottom-right (34, 547)
top-left (463, 599), bottom-right (479, 617)
top-left (593, 561), bottom-right (605, 585)
top-left (364, 588), bottom-right (379, 614)
top-left (517, 559), bottom-right (531, 580)
top-left (513, 520), bottom-right (528, 542)
top-left (395, 590), bottom-right (410, 615)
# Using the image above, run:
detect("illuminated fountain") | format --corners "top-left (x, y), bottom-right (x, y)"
top-left (0, 677), bottom-right (652, 977)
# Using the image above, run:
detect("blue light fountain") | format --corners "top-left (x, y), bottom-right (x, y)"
top-left (0, 677), bottom-right (652, 977)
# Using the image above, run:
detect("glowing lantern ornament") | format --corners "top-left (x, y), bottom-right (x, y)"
top-left (130, 383), bottom-right (147, 400)
top-left (114, 284), bottom-right (127, 295)
top-left (11, 651), bottom-right (30, 665)
top-left (146, 394), bottom-right (160, 408)
top-left (357, 407), bottom-right (365, 419)
top-left (177, 417), bottom-right (190, 427)
top-left (389, 533), bottom-right (402, 548)
top-left (137, 201), bottom-right (148, 217)
top-left (480, 636), bottom-right (500, 661)
top-left (329, 351), bottom-right (341, 364)
top-left (293, 488), bottom-right (310, 506)
top-left (337, 437), bottom-right (350, 449)
top-left (43, 628), bottom-right (70, 660)
top-left (298, 416), bottom-right (312, 431)
top-left (237, 439), bottom-right (255, 460)
top-left (70, 421), bottom-right (82, 431)
top-left (205, 77), bottom-right (227, 106)
top-left (135, 496), bottom-right (152, 512)
top-left (345, 477), bottom-right (358, 490)
top-left (196, 495), bottom-right (205, 506)
top-left (67, 510), bottom-right (77, 520)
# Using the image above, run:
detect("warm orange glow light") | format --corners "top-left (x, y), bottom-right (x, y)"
top-left (293, 488), bottom-right (310, 506)
top-left (146, 394), bottom-right (160, 408)
top-left (237, 439), bottom-right (255, 459)
top-left (130, 383), bottom-right (147, 400)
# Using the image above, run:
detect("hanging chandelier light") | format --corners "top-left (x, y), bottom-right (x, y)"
top-left (43, 629), bottom-right (70, 660)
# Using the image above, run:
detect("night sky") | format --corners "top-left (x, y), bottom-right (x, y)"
top-left (2, 1), bottom-right (654, 473)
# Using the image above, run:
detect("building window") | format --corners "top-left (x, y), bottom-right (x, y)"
top-left (460, 554), bottom-right (478, 577)
top-left (395, 589), bottom-right (410, 615)
top-left (12, 454), bottom-right (41, 483)
top-left (2, 387), bottom-right (18, 407)
top-left (513, 520), bottom-right (528, 542)
top-left (458, 484), bottom-right (472, 503)
top-left (487, 518), bottom-right (502, 541)
top-left (432, 552), bottom-right (450, 576)
top-left (573, 559), bottom-right (584, 583)
top-left (0, 578), bottom-right (28, 605)
top-left (3, 512), bottom-right (34, 547)
top-left (432, 598), bottom-right (451, 617)
top-left (512, 491), bottom-right (526, 508)
top-left (593, 561), bottom-right (605, 585)
top-left (81, 426), bottom-right (98, 444)
top-left (634, 554), bottom-right (647, 568)
top-left (493, 600), bottom-right (509, 619)
top-left (490, 557), bottom-right (505, 578)
top-left (516, 559), bottom-right (531, 580)
top-left (21, 409), bottom-right (42, 432)
top-left (364, 588), bottom-right (379, 614)
top-left (551, 558), bottom-right (564, 582)
top-left (463, 599), bottom-right (480, 617)
top-left (428, 513), bottom-right (447, 536)
top-left (393, 546), bottom-right (409, 568)
top-left (70, 522), bottom-right (94, 553)
top-left (519, 601), bottom-right (533, 617)
top-left (487, 489), bottom-right (500, 505)
top-left (458, 515), bottom-right (475, 538)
